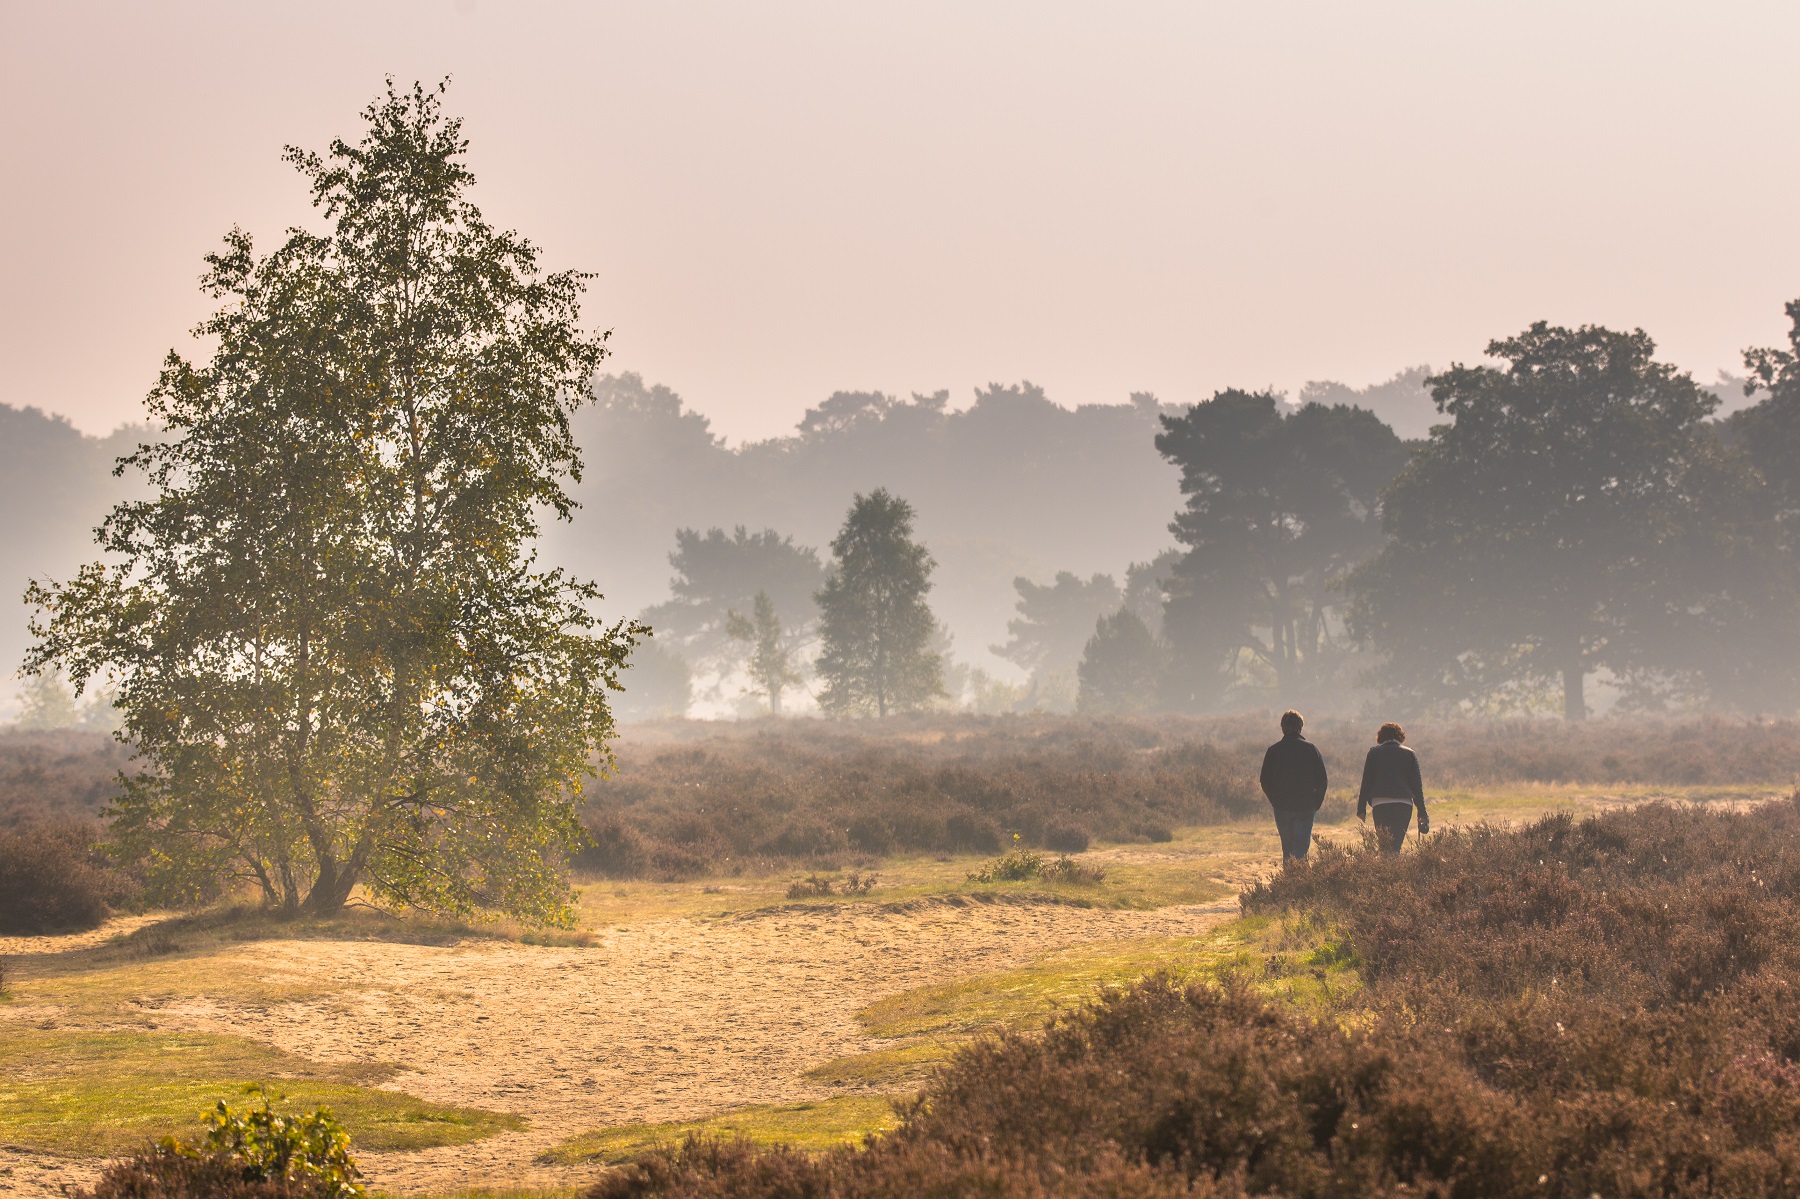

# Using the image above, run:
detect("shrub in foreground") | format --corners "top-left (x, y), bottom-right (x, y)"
top-left (75, 1150), bottom-right (342, 1199)
top-left (76, 1090), bottom-right (364, 1199)
top-left (0, 818), bottom-right (140, 934)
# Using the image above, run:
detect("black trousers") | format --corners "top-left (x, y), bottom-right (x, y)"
top-left (1371, 803), bottom-right (1413, 855)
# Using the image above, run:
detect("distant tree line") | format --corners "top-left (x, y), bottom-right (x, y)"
top-left (619, 308), bottom-right (1800, 722)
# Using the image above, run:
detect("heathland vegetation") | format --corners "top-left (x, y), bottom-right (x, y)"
top-left (583, 796), bottom-right (1800, 1199)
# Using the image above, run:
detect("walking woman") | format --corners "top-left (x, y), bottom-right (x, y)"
top-left (1357, 722), bottom-right (1429, 854)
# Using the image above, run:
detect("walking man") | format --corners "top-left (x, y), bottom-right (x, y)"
top-left (1260, 709), bottom-right (1328, 862)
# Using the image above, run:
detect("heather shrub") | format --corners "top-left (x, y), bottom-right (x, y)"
top-left (0, 727), bottom-right (130, 828)
top-left (0, 818), bottom-right (140, 934)
top-left (582, 718), bottom-right (1259, 878)
top-left (75, 1150), bottom-right (344, 1199)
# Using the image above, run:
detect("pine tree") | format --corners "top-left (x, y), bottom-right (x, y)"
top-left (814, 489), bottom-right (944, 716)
top-left (1077, 610), bottom-right (1161, 714)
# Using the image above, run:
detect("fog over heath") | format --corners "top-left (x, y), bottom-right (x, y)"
top-left (4, 2), bottom-right (1799, 445)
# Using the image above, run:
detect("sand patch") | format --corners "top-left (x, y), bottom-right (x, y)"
top-left (4, 896), bottom-right (1233, 1195)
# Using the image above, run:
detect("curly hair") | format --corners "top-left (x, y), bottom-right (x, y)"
top-left (1376, 722), bottom-right (1406, 744)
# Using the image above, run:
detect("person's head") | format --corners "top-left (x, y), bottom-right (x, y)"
top-left (1377, 722), bottom-right (1406, 745)
top-left (1280, 710), bottom-right (1304, 736)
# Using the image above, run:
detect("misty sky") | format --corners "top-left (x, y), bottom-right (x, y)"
top-left (4, 1), bottom-right (1798, 442)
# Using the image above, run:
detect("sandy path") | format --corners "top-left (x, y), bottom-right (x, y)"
top-left (5, 895), bottom-right (1235, 1196)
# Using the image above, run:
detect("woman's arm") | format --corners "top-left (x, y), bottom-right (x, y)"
top-left (1410, 750), bottom-right (1428, 833)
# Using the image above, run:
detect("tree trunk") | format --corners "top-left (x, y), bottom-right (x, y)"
top-left (1563, 659), bottom-right (1587, 721)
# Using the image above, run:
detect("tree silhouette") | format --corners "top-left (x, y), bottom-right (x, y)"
top-left (1155, 391), bottom-right (1405, 708)
top-left (642, 525), bottom-right (823, 694)
top-left (814, 489), bottom-right (944, 717)
top-left (992, 571), bottom-right (1121, 708)
top-left (1077, 609), bottom-right (1160, 714)
top-left (1350, 322), bottom-right (1734, 720)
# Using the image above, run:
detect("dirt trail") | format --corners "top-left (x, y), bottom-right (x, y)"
top-left (4, 895), bottom-right (1236, 1196)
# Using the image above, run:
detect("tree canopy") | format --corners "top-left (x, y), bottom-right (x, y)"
top-left (1155, 391), bottom-right (1406, 710)
top-left (814, 489), bottom-right (945, 716)
top-left (1349, 322), bottom-right (1742, 720)
top-left (25, 81), bottom-right (633, 919)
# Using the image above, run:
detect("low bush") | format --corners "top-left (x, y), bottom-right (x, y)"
top-left (586, 795), bottom-right (1800, 1198)
top-left (74, 1150), bottom-right (345, 1199)
top-left (785, 871), bottom-right (879, 899)
top-left (966, 843), bottom-right (1105, 887)
top-left (0, 819), bottom-right (140, 934)
top-left (75, 1089), bottom-right (364, 1199)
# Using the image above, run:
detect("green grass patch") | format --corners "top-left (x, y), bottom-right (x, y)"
top-left (541, 1095), bottom-right (899, 1165)
top-left (819, 914), bottom-right (1361, 1090)
top-left (804, 1041), bottom-right (954, 1089)
top-left (0, 1029), bottom-right (523, 1157)
top-left (576, 840), bottom-right (1241, 930)
top-left (855, 928), bottom-right (1259, 1041)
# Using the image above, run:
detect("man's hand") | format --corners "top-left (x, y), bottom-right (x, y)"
top-left (1418, 816), bottom-right (1431, 836)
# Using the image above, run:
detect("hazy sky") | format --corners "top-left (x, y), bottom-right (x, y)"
top-left (4, 1), bottom-right (1798, 442)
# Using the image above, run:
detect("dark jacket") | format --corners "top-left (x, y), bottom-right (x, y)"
top-left (1260, 733), bottom-right (1329, 813)
top-left (1357, 741), bottom-right (1427, 824)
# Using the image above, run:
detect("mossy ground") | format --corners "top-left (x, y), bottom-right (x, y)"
top-left (0, 1029), bottom-right (522, 1157)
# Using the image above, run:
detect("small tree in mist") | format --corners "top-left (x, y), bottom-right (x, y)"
top-left (726, 590), bottom-right (803, 714)
top-left (643, 525), bottom-right (824, 690)
top-left (992, 571), bottom-right (1121, 711)
top-left (1350, 322), bottom-right (1740, 720)
top-left (24, 81), bottom-right (636, 920)
top-left (15, 669), bottom-right (80, 730)
top-left (1077, 609), bottom-right (1160, 714)
top-left (814, 489), bottom-right (944, 717)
